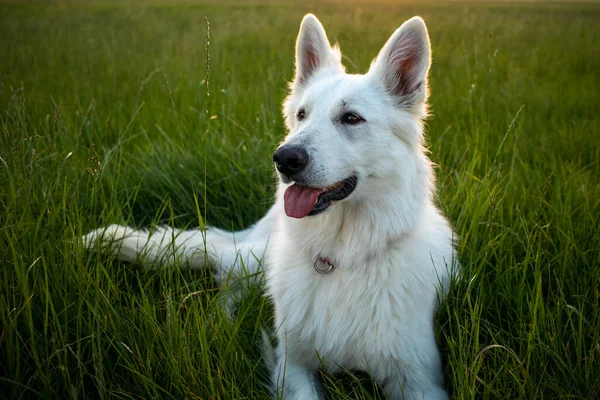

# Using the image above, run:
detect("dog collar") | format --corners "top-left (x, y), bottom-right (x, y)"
top-left (314, 256), bottom-right (335, 274)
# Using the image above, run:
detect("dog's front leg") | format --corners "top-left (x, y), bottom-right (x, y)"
top-left (383, 378), bottom-right (448, 400)
top-left (378, 326), bottom-right (448, 400)
top-left (271, 355), bottom-right (323, 400)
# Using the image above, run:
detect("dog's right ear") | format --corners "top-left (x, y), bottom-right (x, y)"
top-left (293, 14), bottom-right (343, 90)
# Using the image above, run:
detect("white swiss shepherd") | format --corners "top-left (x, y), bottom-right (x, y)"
top-left (85, 14), bottom-right (457, 400)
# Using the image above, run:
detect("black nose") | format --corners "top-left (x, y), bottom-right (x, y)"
top-left (272, 145), bottom-right (309, 176)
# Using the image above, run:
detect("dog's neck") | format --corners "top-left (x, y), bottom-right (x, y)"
top-left (281, 172), bottom-right (433, 269)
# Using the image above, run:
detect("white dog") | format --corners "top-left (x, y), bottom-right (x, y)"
top-left (84, 14), bottom-right (457, 399)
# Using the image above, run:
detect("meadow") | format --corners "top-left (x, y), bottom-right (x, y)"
top-left (1, 0), bottom-right (599, 398)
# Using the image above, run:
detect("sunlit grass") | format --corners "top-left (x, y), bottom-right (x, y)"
top-left (1, 0), bottom-right (599, 398)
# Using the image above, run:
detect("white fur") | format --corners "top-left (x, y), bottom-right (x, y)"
top-left (84, 14), bottom-right (457, 399)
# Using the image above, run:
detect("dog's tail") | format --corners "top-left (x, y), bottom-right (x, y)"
top-left (83, 222), bottom-right (271, 286)
top-left (83, 224), bottom-right (208, 267)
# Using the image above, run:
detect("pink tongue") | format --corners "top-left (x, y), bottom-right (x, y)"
top-left (284, 184), bottom-right (322, 218)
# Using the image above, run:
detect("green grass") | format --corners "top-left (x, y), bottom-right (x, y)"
top-left (1, 0), bottom-right (599, 398)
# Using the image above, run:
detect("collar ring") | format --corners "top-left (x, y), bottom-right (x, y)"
top-left (314, 256), bottom-right (335, 274)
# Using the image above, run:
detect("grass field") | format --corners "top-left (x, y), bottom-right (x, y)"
top-left (1, 0), bottom-right (599, 398)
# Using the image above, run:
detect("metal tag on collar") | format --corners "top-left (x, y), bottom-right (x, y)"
top-left (314, 256), bottom-right (335, 274)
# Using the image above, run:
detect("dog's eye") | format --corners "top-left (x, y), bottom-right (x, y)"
top-left (341, 112), bottom-right (364, 125)
top-left (297, 109), bottom-right (305, 121)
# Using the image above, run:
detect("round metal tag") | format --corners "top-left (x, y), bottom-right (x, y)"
top-left (314, 257), bottom-right (335, 274)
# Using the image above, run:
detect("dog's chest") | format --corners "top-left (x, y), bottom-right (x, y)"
top-left (269, 250), bottom-right (434, 371)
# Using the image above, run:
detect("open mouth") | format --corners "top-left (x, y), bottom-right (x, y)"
top-left (283, 176), bottom-right (358, 219)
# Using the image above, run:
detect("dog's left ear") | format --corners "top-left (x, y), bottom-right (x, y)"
top-left (369, 17), bottom-right (431, 112)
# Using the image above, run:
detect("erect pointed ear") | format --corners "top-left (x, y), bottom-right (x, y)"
top-left (369, 17), bottom-right (431, 111)
top-left (293, 14), bottom-right (343, 89)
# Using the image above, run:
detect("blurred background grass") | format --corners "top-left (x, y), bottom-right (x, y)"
top-left (1, 0), bottom-right (599, 398)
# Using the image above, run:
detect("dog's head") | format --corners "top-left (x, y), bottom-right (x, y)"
top-left (275, 14), bottom-right (432, 219)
